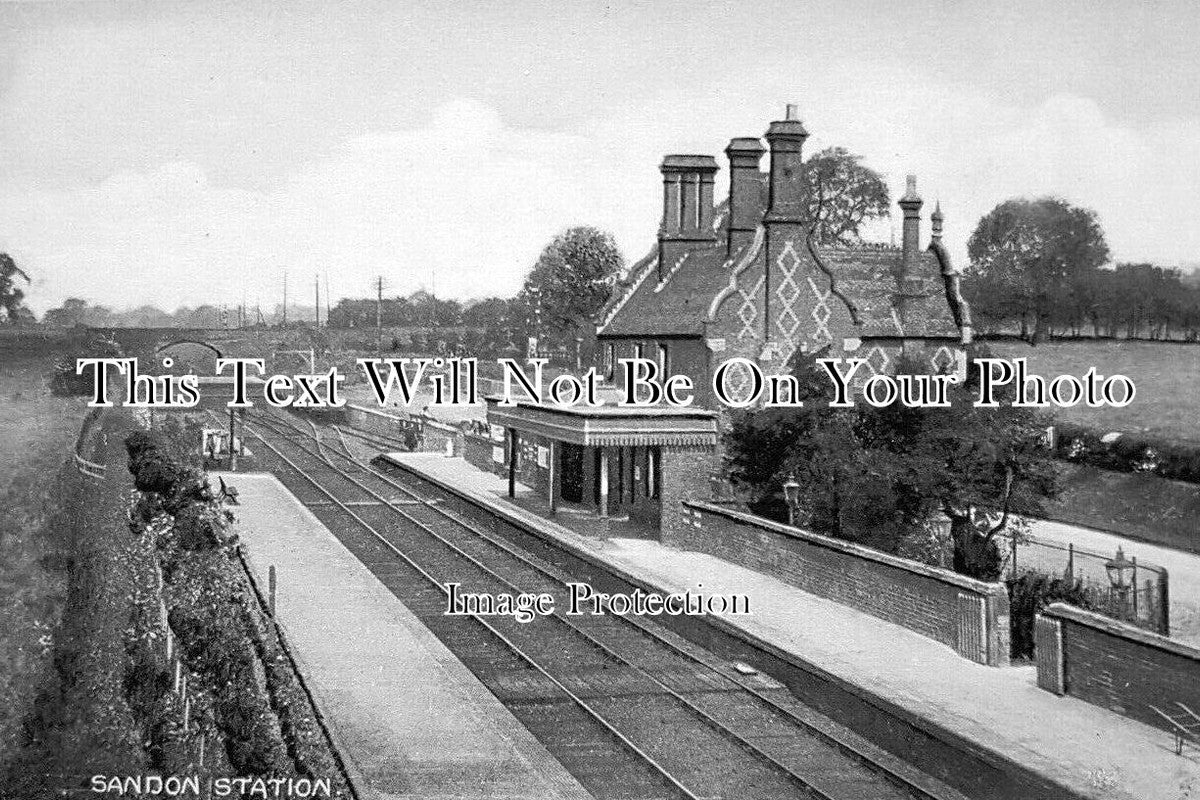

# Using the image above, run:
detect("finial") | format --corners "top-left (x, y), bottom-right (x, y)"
top-left (931, 200), bottom-right (944, 242)
top-left (899, 174), bottom-right (923, 208)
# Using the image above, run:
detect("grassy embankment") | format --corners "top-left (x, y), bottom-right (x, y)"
top-left (0, 351), bottom-right (83, 775)
top-left (0, 336), bottom-right (353, 797)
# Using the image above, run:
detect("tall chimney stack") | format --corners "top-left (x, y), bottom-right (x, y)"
top-left (725, 137), bottom-right (766, 256)
top-left (764, 104), bottom-right (809, 224)
top-left (930, 200), bottom-right (944, 244)
top-left (899, 174), bottom-right (923, 282)
top-left (658, 154), bottom-right (719, 277)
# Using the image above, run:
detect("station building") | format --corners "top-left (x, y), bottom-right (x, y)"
top-left (482, 106), bottom-right (973, 541)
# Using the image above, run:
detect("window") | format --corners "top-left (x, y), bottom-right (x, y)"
top-left (634, 342), bottom-right (644, 362)
top-left (647, 447), bottom-right (660, 499)
top-left (604, 343), bottom-right (615, 380)
top-left (657, 343), bottom-right (669, 375)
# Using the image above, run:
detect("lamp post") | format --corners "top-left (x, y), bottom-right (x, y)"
top-left (928, 512), bottom-right (953, 569)
top-left (782, 477), bottom-right (800, 527)
top-left (1105, 546), bottom-right (1135, 620)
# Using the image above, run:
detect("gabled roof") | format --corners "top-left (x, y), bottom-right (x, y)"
top-left (595, 198), bottom-right (734, 337)
top-left (599, 245), bottom-right (735, 337)
top-left (819, 247), bottom-right (962, 338)
top-left (598, 226), bottom-right (967, 341)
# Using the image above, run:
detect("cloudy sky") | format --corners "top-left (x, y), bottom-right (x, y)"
top-left (2, 0), bottom-right (1198, 314)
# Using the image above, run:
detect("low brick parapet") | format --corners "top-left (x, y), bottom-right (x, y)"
top-left (678, 501), bottom-right (1010, 665)
top-left (1036, 602), bottom-right (1200, 733)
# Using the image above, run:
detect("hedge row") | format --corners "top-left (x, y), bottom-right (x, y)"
top-left (1053, 422), bottom-right (1200, 484)
top-left (126, 418), bottom-right (353, 797)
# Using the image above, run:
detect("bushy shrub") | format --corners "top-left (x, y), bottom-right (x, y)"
top-left (167, 553), bottom-right (292, 777)
top-left (1054, 422), bottom-right (1200, 484)
top-left (1006, 570), bottom-right (1093, 659)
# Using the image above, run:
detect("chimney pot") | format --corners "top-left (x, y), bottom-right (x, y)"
top-left (786, 103), bottom-right (799, 121)
top-left (899, 173), bottom-right (924, 279)
top-left (725, 137), bottom-right (766, 255)
top-left (658, 154), bottom-right (719, 276)
top-left (764, 113), bottom-right (810, 223)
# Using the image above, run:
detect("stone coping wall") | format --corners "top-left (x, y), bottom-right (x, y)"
top-left (678, 501), bottom-right (1010, 666)
top-left (1035, 602), bottom-right (1200, 734)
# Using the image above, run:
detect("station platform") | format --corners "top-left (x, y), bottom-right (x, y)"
top-left (214, 471), bottom-right (593, 800)
top-left (381, 453), bottom-right (1200, 800)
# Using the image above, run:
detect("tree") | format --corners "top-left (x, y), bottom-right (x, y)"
top-left (724, 356), bottom-right (913, 553)
top-left (0, 253), bottom-right (30, 324)
top-left (462, 297), bottom-right (510, 329)
top-left (887, 355), bottom-right (1059, 579)
top-left (724, 349), bottom-right (1059, 580)
top-left (965, 197), bottom-right (1109, 343)
top-left (42, 298), bottom-right (114, 328)
top-left (522, 226), bottom-right (623, 347)
top-left (804, 147), bottom-right (890, 246)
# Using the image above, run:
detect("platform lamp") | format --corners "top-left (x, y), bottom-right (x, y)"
top-left (782, 476), bottom-right (801, 527)
top-left (1105, 546), bottom-right (1135, 619)
top-left (928, 512), bottom-right (954, 569)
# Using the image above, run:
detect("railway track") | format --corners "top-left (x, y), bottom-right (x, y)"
top-left (226, 408), bottom-right (970, 800)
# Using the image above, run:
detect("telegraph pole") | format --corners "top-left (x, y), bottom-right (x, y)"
top-left (376, 276), bottom-right (384, 358)
top-left (282, 271), bottom-right (288, 326)
top-left (324, 273), bottom-right (332, 324)
top-left (314, 274), bottom-right (321, 328)
top-left (430, 267), bottom-right (437, 329)
top-left (228, 407), bottom-right (238, 472)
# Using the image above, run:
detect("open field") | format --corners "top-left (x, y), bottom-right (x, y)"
top-left (988, 339), bottom-right (1200, 445)
top-left (1048, 464), bottom-right (1200, 554)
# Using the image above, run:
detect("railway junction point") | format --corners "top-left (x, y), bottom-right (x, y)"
top-left (377, 451), bottom-right (1200, 800)
top-left (211, 470), bottom-right (592, 800)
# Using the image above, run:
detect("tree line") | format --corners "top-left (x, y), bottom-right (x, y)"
top-left (963, 197), bottom-right (1200, 342)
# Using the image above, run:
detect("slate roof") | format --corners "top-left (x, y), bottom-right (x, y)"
top-left (598, 243), bottom-right (733, 337)
top-left (819, 247), bottom-right (963, 338)
top-left (598, 231), bottom-right (965, 340)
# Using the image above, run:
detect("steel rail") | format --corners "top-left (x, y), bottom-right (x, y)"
top-left (250, 410), bottom-right (942, 800)
top-left (250, 412), bottom-right (822, 797)
top-left (270, 410), bottom-right (955, 800)
top-left (333, 423), bottom-right (412, 453)
top-left (219, 410), bottom-right (703, 800)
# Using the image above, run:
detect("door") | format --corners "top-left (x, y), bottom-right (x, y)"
top-left (560, 442), bottom-right (584, 503)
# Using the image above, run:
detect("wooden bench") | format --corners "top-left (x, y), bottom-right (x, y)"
top-left (1150, 702), bottom-right (1200, 755)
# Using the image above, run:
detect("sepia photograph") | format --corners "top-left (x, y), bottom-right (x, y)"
top-left (1, 1), bottom-right (1199, 798)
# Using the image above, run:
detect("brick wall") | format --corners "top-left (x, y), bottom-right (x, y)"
top-left (596, 336), bottom-right (710, 405)
top-left (463, 433), bottom-right (505, 476)
top-left (659, 447), bottom-right (718, 541)
top-left (420, 418), bottom-right (460, 455)
top-left (675, 501), bottom-right (1010, 665)
top-left (345, 404), bottom-right (418, 444)
top-left (513, 432), bottom-right (549, 494)
top-left (1036, 603), bottom-right (1200, 732)
top-left (345, 403), bottom-right (463, 454)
